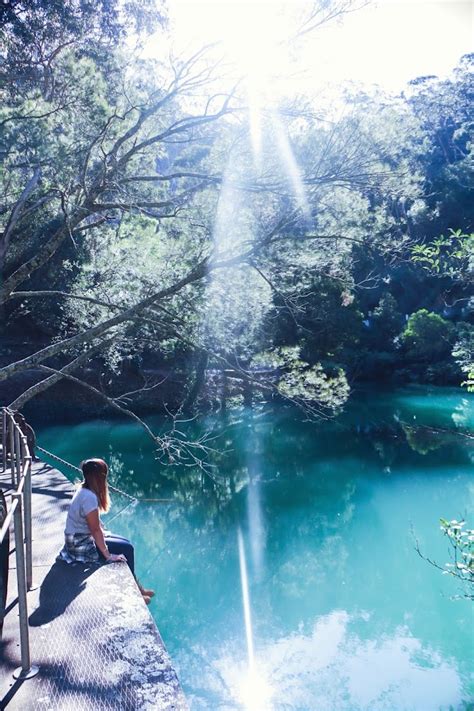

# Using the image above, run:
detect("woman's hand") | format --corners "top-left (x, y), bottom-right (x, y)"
top-left (107, 553), bottom-right (127, 563)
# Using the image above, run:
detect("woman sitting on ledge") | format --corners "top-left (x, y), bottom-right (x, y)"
top-left (58, 458), bottom-right (154, 604)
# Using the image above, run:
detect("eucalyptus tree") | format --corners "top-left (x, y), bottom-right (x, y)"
top-left (403, 53), bottom-right (474, 238)
top-left (0, 0), bottom-right (430, 461)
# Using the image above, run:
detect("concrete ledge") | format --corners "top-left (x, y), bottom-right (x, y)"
top-left (0, 460), bottom-right (188, 710)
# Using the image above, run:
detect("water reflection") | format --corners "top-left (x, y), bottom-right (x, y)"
top-left (452, 398), bottom-right (473, 430)
top-left (37, 387), bottom-right (474, 710)
top-left (213, 611), bottom-right (464, 711)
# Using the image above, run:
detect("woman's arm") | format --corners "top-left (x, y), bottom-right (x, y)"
top-left (85, 509), bottom-right (125, 563)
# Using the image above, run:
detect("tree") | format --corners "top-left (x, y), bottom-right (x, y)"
top-left (401, 309), bottom-right (455, 361)
top-left (452, 324), bottom-right (474, 392)
top-left (0, 1), bottom-right (163, 86)
top-left (415, 519), bottom-right (474, 601)
top-left (369, 293), bottom-right (404, 350)
top-left (0, 0), bottom-right (437, 460)
top-left (404, 55), bottom-right (474, 241)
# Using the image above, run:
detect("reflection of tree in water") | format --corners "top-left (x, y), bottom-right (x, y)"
top-left (149, 462), bottom-right (359, 600)
top-left (401, 423), bottom-right (447, 456)
top-left (98, 398), bottom-right (473, 710)
top-left (100, 401), bottom-right (472, 593)
top-left (110, 407), bottom-right (361, 591)
top-left (371, 436), bottom-right (398, 468)
top-left (452, 398), bottom-right (472, 430)
top-left (400, 421), bottom-right (472, 456)
top-left (100, 401), bottom-right (473, 527)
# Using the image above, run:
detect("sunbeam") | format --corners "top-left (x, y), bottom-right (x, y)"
top-left (238, 528), bottom-right (255, 668)
top-left (237, 528), bottom-right (273, 710)
top-left (272, 113), bottom-right (311, 219)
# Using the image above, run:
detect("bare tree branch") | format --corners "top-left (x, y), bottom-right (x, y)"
top-left (9, 290), bottom-right (122, 310)
top-left (0, 256), bottom-right (209, 382)
top-left (8, 337), bottom-right (117, 410)
top-left (37, 364), bottom-right (168, 448)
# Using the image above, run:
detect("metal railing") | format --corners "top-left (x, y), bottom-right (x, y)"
top-left (0, 407), bottom-right (39, 680)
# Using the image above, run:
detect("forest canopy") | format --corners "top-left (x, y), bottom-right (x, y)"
top-left (0, 0), bottom-right (472, 456)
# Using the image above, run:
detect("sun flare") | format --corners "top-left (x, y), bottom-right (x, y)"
top-left (239, 666), bottom-right (274, 711)
top-left (170, 0), bottom-right (300, 87)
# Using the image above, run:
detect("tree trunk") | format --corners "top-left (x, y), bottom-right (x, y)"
top-left (182, 350), bottom-right (209, 412)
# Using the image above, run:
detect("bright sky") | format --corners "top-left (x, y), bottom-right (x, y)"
top-left (162, 0), bottom-right (473, 92)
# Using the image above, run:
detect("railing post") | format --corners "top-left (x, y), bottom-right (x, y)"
top-left (14, 427), bottom-right (22, 486)
top-left (11, 493), bottom-right (39, 680)
top-left (1, 408), bottom-right (6, 473)
top-left (21, 437), bottom-right (34, 591)
top-left (9, 417), bottom-right (15, 486)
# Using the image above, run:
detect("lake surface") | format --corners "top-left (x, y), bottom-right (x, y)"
top-left (38, 386), bottom-right (473, 711)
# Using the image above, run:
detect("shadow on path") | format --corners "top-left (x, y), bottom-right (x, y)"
top-left (1, 658), bottom-right (137, 709)
top-left (29, 561), bottom-right (99, 627)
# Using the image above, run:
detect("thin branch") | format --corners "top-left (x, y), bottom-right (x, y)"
top-left (0, 100), bottom-right (76, 127)
top-left (37, 365), bottom-right (167, 449)
top-left (1, 209), bottom-right (303, 384)
top-left (413, 535), bottom-right (474, 600)
top-left (0, 256), bottom-right (210, 382)
top-left (117, 92), bottom-right (237, 167)
top-left (115, 375), bottom-right (169, 405)
top-left (8, 337), bottom-right (116, 410)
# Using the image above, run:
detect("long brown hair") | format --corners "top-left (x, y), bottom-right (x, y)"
top-left (81, 458), bottom-right (110, 513)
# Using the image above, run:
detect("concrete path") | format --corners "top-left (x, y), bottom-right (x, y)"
top-left (0, 460), bottom-right (188, 710)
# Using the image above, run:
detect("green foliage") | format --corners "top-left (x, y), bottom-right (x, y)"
top-left (265, 274), bottom-right (364, 363)
top-left (1, 2), bottom-right (472, 421)
top-left (439, 519), bottom-right (474, 599)
top-left (368, 293), bottom-right (404, 351)
top-left (409, 225), bottom-right (472, 386)
top-left (0, 0), bottom-right (162, 92)
top-left (462, 371), bottom-right (474, 393)
top-left (411, 229), bottom-right (474, 279)
top-left (252, 346), bottom-right (350, 413)
top-left (406, 55), bottom-right (474, 239)
top-left (452, 324), bottom-right (474, 392)
top-left (401, 309), bottom-right (454, 361)
top-left (197, 267), bottom-right (272, 360)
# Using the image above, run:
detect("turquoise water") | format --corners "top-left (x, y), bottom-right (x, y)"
top-left (38, 386), bottom-right (473, 711)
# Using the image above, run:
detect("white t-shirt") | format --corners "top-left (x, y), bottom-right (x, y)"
top-left (64, 487), bottom-right (99, 535)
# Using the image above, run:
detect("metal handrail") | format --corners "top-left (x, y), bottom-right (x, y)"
top-left (0, 497), bottom-right (19, 544)
top-left (0, 406), bottom-right (39, 680)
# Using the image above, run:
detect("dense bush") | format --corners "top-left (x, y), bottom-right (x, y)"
top-left (401, 309), bottom-right (455, 361)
